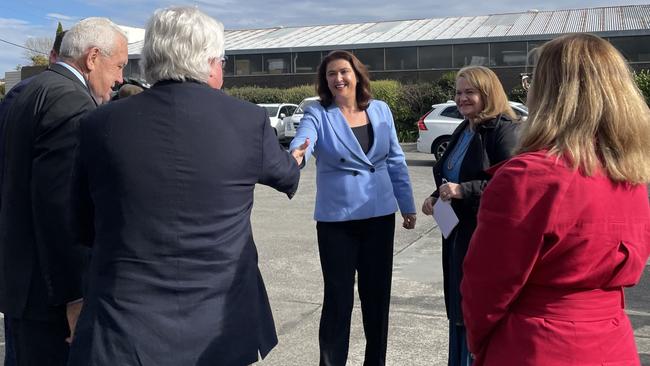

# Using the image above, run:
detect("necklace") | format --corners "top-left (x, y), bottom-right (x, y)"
top-left (446, 128), bottom-right (474, 170)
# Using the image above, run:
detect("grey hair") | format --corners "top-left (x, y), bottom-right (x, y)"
top-left (140, 7), bottom-right (225, 84)
top-left (59, 17), bottom-right (126, 59)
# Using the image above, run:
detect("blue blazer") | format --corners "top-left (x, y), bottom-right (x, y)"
top-left (290, 99), bottom-right (415, 222)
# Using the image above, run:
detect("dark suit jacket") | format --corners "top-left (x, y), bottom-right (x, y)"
top-left (431, 115), bottom-right (519, 323)
top-left (0, 64), bottom-right (95, 321)
top-left (0, 77), bottom-right (32, 209)
top-left (67, 80), bottom-right (300, 366)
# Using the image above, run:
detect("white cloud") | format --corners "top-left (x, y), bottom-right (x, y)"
top-left (46, 13), bottom-right (77, 21)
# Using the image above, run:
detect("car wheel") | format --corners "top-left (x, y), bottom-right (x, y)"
top-left (431, 137), bottom-right (450, 161)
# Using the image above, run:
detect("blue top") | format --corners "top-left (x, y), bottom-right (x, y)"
top-left (289, 99), bottom-right (416, 222)
top-left (441, 127), bottom-right (474, 183)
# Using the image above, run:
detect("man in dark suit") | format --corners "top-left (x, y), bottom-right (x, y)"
top-left (67, 7), bottom-right (301, 366)
top-left (0, 18), bottom-right (127, 366)
top-left (0, 29), bottom-right (67, 366)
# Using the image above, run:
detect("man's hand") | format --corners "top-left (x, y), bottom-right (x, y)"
top-left (66, 300), bottom-right (83, 344)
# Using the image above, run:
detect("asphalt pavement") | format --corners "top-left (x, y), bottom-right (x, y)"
top-left (1, 144), bottom-right (648, 365)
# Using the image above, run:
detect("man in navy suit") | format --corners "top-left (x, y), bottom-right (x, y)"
top-left (0, 18), bottom-right (127, 366)
top-left (0, 29), bottom-right (67, 366)
top-left (67, 7), bottom-right (301, 366)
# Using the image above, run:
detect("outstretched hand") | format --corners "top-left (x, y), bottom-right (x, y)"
top-left (291, 138), bottom-right (310, 166)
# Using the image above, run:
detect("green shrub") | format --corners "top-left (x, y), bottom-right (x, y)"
top-left (225, 84), bottom-right (315, 105)
top-left (284, 85), bottom-right (316, 104)
top-left (437, 71), bottom-right (457, 101)
top-left (635, 69), bottom-right (650, 105)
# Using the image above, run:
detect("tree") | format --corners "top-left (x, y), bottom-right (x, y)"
top-left (30, 55), bottom-right (49, 66)
top-left (56, 22), bottom-right (63, 35)
top-left (23, 36), bottom-right (53, 66)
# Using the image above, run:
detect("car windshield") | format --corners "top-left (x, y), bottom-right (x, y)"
top-left (296, 100), bottom-right (319, 114)
top-left (263, 106), bottom-right (279, 117)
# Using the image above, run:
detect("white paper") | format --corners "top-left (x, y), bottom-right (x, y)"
top-left (433, 198), bottom-right (459, 239)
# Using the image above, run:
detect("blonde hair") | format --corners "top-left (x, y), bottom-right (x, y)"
top-left (518, 33), bottom-right (650, 184)
top-left (455, 66), bottom-right (517, 122)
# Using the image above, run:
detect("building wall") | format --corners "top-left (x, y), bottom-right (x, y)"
top-left (128, 34), bottom-right (650, 93)
top-left (4, 71), bottom-right (21, 92)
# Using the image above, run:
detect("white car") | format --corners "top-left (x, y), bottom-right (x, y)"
top-left (258, 103), bottom-right (298, 141)
top-left (284, 96), bottom-right (320, 140)
top-left (416, 101), bottom-right (528, 160)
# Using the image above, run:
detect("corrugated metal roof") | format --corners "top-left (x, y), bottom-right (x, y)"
top-left (127, 5), bottom-right (650, 55)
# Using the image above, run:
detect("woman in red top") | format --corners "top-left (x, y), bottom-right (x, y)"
top-left (461, 33), bottom-right (650, 366)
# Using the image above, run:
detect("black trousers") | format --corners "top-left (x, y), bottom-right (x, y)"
top-left (316, 213), bottom-right (395, 366)
top-left (7, 315), bottom-right (69, 366)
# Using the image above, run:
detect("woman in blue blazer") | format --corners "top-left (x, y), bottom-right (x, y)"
top-left (290, 50), bottom-right (416, 366)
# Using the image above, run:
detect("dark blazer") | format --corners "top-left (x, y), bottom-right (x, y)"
top-left (0, 64), bottom-right (95, 321)
top-left (0, 77), bottom-right (32, 209)
top-left (431, 115), bottom-right (519, 322)
top-left (67, 80), bottom-right (300, 366)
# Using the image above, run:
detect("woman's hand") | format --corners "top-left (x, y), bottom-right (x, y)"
top-left (422, 196), bottom-right (436, 216)
top-left (439, 182), bottom-right (463, 201)
top-left (402, 213), bottom-right (416, 229)
top-left (291, 138), bottom-right (310, 166)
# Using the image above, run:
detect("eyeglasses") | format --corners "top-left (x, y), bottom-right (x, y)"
top-left (521, 72), bottom-right (532, 91)
top-left (220, 55), bottom-right (228, 69)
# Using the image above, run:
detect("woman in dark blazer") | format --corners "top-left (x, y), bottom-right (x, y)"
top-left (421, 66), bottom-right (519, 366)
top-left (290, 50), bottom-right (416, 366)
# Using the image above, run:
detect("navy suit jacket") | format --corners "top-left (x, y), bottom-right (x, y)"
top-left (289, 99), bottom-right (415, 221)
top-left (0, 77), bottom-right (32, 209)
top-left (0, 64), bottom-right (95, 321)
top-left (67, 80), bottom-right (299, 366)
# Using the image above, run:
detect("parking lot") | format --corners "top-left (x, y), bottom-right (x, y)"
top-left (1, 144), bottom-right (649, 365)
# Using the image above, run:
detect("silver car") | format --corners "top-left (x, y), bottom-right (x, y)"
top-left (416, 101), bottom-right (528, 160)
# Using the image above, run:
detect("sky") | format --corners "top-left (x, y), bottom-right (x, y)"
top-left (0, 0), bottom-right (646, 75)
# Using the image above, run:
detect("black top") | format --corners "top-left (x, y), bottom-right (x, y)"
top-left (351, 123), bottom-right (374, 154)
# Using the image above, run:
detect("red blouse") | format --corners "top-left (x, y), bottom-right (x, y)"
top-left (461, 151), bottom-right (650, 366)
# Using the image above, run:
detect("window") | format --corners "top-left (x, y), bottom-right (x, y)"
top-left (235, 54), bottom-right (264, 75)
top-left (125, 61), bottom-right (142, 79)
top-left (353, 48), bottom-right (384, 71)
top-left (453, 43), bottom-right (489, 68)
top-left (279, 106), bottom-right (292, 117)
top-left (264, 53), bottom-right (291, 74)
top-left (526, 41), bottom-right (546, 68)
top-left (490, 42), bottom-right (527, 66)
top-left (609, 36), bottom-right (650, 62)
top-left (262, 106), bottom-right (279, 117)
top-left (418, 45), bottom-right (452, 69)
top-left (224, 55), bottom-right (234, 76)
top-left (440, 106), bottom-right (462, 119)
top-left (385, 47), bottom-right (417, 70)
top-left (294, 52), bottom-right (321, 73)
